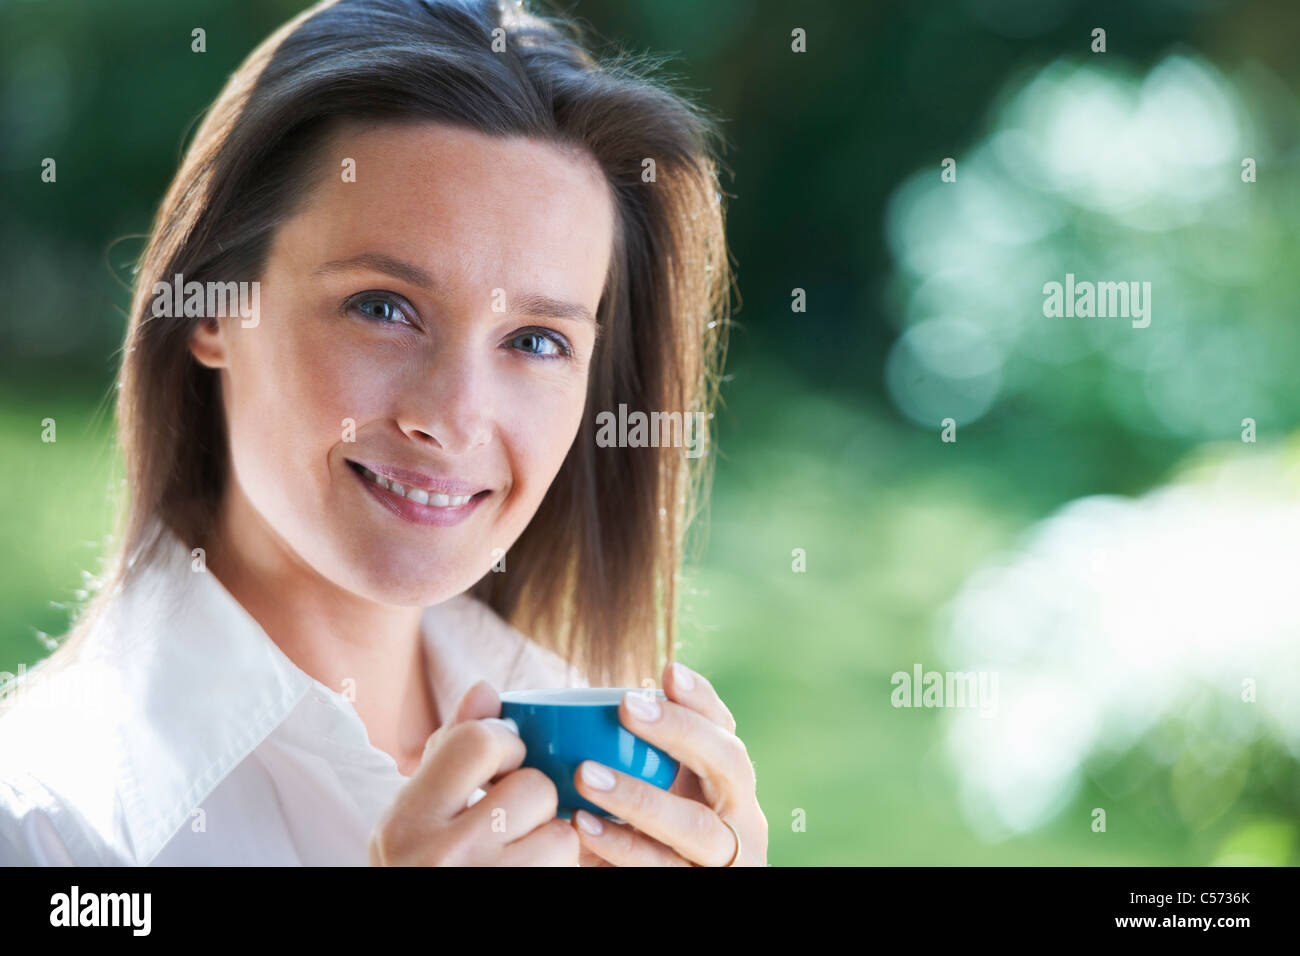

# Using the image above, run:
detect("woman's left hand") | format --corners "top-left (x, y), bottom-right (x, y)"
top-left (571, 660), bottom-right (768, 866)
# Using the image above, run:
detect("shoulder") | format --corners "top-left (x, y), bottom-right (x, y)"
top-left (0, 568), bottom-right (172, 866)
top-left (0, 768), bottom-right (118, 865)
top-left (0, 661), bottom-right (131, 865)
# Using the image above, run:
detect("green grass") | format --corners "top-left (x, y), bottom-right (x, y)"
top-left (0, 382), bottom-right (120, 671)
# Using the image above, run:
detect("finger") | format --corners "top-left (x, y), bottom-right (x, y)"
top-left (571, 810), bottom-right (691, 867)
top-left (411, 717), bottom-right (525, 819)
top-left (422, 680), bottom-right (516, 811)
top-left (666, 661), bottom-right (736, 734)
top-left (499, 818), bottom-right (579, 867)
top-left (458, 767), bottom-right (558, 843)
top-left (573, 761), bottom-right (737, 867)
top-left (619, 692), bottom-right (754, 806)
top-left (466, 718), bottom-right (520, 796)
top-left (578, 843), bottom-right (614, 867)
top-left (417, 679), bottom-right (501, 766)
top-left (452, 679), bottom-right (502, 725)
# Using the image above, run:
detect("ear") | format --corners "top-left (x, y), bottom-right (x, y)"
top-left (188, 316), bottom-right (227, 369)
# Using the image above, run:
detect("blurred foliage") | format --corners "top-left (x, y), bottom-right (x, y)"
top-left (3, 0), bottom-right (1299, 864)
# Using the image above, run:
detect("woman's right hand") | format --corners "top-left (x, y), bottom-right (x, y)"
top-left (367, 680), bottom-right (580, 866)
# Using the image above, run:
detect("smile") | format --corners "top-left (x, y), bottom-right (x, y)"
top-left (347, 459), bottom-right (491, 527)
top-left (355, 464), bottom-right (474, 506)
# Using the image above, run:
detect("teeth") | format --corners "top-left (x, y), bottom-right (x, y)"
top-left (358, 466), bottom-right (476, 507)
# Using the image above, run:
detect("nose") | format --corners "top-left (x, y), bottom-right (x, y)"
top-left (395, 344), bottom-right (492, 456)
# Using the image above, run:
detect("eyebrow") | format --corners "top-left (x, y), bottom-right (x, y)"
top-left (313, 252), bottom-right (599, 326)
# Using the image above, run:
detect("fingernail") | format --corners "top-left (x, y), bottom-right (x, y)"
top-left (672, 660), bottom-right (695, 690)
top-left (580, 761), bottom-right (615, 790)
top-left (574, 810), bottom-right (604, 836)
top-left (483, 717), bottom-right (519, 736)
top-left (623, 691), bottom-right (661, 722)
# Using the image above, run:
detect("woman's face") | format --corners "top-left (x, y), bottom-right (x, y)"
top-left (189, 120), bottom-right (615, 605)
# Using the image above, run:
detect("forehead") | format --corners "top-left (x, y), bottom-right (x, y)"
top-left (281, 119), bottom-right (616, 304)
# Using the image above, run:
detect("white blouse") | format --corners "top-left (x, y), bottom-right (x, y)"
top-left (0, 528), bottom-right (588, 865)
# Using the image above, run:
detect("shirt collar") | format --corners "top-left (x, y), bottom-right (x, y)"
top-left (6, 523), bottom-right (584, 863)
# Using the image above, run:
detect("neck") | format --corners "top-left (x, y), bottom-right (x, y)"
top-left (203, 480), bottom-right (440, 775)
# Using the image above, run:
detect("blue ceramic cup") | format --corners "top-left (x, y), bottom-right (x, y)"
top-left (498, 688), bottom-right (680, 820)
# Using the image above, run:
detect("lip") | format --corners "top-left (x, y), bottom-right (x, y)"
top-left (345, 459), bottom-right (489, 496)
top-left (348, 461), bottom-right (490, 527)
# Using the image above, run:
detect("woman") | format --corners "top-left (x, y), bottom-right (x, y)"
top-left (0, 0), bottom-right (766, 866)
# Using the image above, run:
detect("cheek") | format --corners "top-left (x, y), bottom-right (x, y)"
top-left (497, 369), bottom-right (588, 508)
top-left (222, 317), bottom-right (377, 510)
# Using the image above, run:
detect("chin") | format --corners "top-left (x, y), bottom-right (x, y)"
top-left (336, 544), bottom-right (484, 607)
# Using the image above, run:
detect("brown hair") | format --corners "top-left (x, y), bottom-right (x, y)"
top-left (31, 0), bottom-right (731, 691)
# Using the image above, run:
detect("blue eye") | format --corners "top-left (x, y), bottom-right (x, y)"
top-left (344, 292), bottom-right (570, 359)
top-left (510, 329), bottom-right (571, 359)
top-left (350, 294), bottom-right (414, 326)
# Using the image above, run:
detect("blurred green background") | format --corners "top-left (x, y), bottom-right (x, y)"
top-left (3, 0), bottom-right (1299, 864)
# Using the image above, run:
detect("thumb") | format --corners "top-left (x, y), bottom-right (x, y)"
top-left (420, 680), bottom-right (505, 765)
top-left (452, 679), bottom-right (502, 725)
